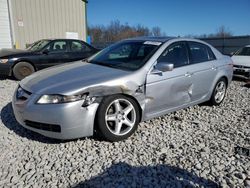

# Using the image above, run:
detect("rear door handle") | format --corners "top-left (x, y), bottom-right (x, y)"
top-left (185, 72), bottom-right (193, 77)
top-left (212, 66), bottom-right (217, 70)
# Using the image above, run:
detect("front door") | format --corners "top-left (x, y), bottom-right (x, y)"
top-left (38, 40), bottom-right (70, 69)
top-left (145, 41), bottom-right (192, 119)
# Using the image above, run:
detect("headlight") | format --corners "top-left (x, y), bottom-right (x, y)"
top-left (37, 94), bottom-right (89, 104)
top-left (0, 59), bottom-right (8, 64)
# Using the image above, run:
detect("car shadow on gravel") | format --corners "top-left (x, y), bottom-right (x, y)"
top-left (233, 76), bottom-right (249, 83)
top-left (73, 162), bottom-right (218, 188)
top-left (0, 103), bottom-right (62, 144)
top-left (243, 80), bottom-right (250, 88)
top-left (0, 75), bottom-right (16, 81)
top-left (231, 77), bottom-right (250, 88)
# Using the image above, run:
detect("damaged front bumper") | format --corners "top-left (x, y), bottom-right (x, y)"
top-left (233, 65), bottom-right (250, 78)
top-left (12, 87), bottom-right (99, 140)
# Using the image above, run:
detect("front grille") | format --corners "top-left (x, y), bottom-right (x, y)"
top-left (233, 65), bottom-right (250, 69)
top-left (233, 70), bottom-right (249, 76)
top-left (25, 120), bottom-right (61, 133)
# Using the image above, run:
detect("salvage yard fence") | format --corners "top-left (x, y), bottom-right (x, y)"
top-left (92, 35), bottom-right (250, 55)
top-left (200, 35), bottom-right (250, 55)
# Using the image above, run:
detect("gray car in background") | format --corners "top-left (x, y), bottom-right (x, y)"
top-left (12, 37), bottom-right (233, 142)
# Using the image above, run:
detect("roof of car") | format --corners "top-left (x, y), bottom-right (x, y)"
top-left (245, 45), bottom-right (250, 47)
top-left (125, 36), bottom-right (176, 42)
top-left (39, 38), bottom-right (84, 42)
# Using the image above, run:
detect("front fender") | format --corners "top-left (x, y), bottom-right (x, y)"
top-left (86, 84), bottom-right (147, 121)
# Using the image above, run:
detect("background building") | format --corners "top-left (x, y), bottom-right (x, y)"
top-left (0, 0), bottom-right (87, 49)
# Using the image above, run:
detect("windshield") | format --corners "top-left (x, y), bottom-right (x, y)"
top-left (234, 47), bottom-right (250, 56)
top-left (27, 40), bottom-right (51, 51)
top-left (88, 41), bottom-right (161, 71)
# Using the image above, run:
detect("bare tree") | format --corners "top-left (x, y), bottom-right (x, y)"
top-left (215, 25), bottom-right (233, 37)
top-left (198, 26), bottom-right (233, 38)
top-left (88, 25), bottom-right (105, 43)
top-left (135, 24), bottom-right (151, 36)
top-left (151, 27), bottom-right (162, 37)
top-left (88, 21), bottom-right (166, 43)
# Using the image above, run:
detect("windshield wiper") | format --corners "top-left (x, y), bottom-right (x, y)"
top-left (82, 58), bottom-right (89, 63)
top-left (90, 61), bottom-right (118, 68)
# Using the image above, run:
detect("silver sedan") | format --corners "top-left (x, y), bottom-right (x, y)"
top-left (12, 37), bottom-right (233, 142)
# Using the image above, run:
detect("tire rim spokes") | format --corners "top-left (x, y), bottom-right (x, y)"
top-left (214, 81), bottom-right (226, 103)
top-left (20, 66), bottom-right (32, 76)
top-left (105, 99), bottom-right (136, 136)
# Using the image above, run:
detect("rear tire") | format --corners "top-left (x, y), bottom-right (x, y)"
top-left (13, 62), bottom-right (35, 80)
top-left (96, 95), bottom-right (140, 142)
top-left (208, 78), bottom-right (227, 106)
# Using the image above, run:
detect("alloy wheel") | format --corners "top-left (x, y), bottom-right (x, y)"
top-left (105, 98), bottom-right (136, 136)
top-left (214, 81), bottom-right (226, 103)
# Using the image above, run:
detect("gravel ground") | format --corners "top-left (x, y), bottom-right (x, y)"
top-left (0, 78), bottom-right (249, 188)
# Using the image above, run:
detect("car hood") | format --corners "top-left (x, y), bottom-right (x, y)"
top-left (0, 48), bottom-right (33, 58)
top-left (231, 55), bottom-right (250, 67)
top-left (20, 61), bottom-right (141, 95)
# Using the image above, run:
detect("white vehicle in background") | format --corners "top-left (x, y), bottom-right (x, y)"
top-left (231, 45), bottom-right (250, 79)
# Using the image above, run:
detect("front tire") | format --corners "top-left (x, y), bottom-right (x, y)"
top-left (209, 78), bottom-right (227, 106)
top-left (96, 95), bottom-right (140, 142)
top-left (13, 62), bottom-right (35, 80)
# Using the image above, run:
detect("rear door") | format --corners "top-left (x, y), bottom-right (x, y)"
top-left (68, 40), bottom-right (95, 61)
top-left (145, 41), bottom-right (192, 118)
top-left (186, 41), bottom-right (218, 102)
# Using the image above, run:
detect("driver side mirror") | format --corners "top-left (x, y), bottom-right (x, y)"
top-left (42, 49), bottom-right (49, 55)
top-left (151, 63), bottom-right (174, 74)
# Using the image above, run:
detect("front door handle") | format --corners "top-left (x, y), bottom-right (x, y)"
top-left (185, 72), bottom-right (193, 77)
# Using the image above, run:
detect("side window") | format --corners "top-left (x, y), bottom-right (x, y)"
top-left (47, 41), bottom-right (67, 53)
top-left (207, 46), bottom-right (216, 60)
top-left (71, 41), bottom-right (91, 52)
top-left (188, 42), bottom-right (211, 64)
top-left (158, 42), bottom-right (189, 68)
